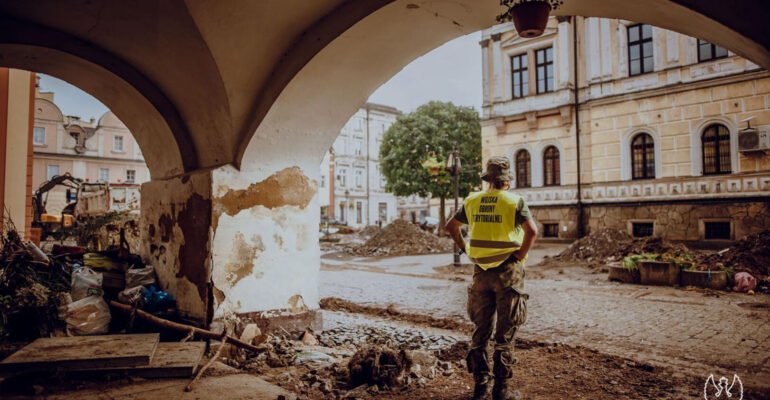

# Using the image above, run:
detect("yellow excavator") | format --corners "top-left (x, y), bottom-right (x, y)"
top-left (31, 173), bottom-right (114, 241)
top-left (31, 173), bottom-right (81, 240)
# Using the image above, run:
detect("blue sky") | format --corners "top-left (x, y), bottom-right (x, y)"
top-left (38, 30), bottom-right (482, 119)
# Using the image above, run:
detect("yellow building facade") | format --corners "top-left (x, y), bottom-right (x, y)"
top-left (481, 17), bottom-right (770, 243)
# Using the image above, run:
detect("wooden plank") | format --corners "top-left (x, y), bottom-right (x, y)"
top-left (0, 334), bottom-right (158, 372)
top-left (79, 342), bottom-right (206, 378)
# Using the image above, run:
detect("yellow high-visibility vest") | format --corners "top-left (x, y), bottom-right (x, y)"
top-left (463, 190), bottom-right (525, 270)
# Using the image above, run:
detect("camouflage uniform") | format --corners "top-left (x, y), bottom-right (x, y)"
top-left (453, 201), bottom-right (530, 383)
top-left (466, 258), bottom-right (528, 380)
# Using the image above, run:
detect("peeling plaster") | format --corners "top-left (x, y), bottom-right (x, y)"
top-left (140, 172), bottom-right (213, 325)
top-left (211, 165), bottom-right (320, 318)
top-left (214, 167), bottom-right (315, 221)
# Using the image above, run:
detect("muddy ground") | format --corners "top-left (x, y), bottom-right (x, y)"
top-left (250, 309), bottom-right (714, 400)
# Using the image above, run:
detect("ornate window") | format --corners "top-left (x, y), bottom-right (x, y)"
top-left (543, 146), bottom-right (560, 186)
top-left (631, 133), bottom-right (655, 180)
top-left (702, 124), bottom-right (731, 175)
top-left (511, 53), bottom-right (528, 98)
top-left (627, 24), bottom-right (653, 76)
top-left (697, 39), bottom-right (728, 63)
top-left (535, 47), bottom-right (554, 94)
top-left (515, 150), bottom-right (531, 188)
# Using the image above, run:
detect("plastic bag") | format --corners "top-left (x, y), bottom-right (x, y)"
top-left (734, 272), bottom-right (757, 293)
top-left (118, 286), bottom-right (144, 305)
top-left (141, 285), bottom-right (176, 312)
top-left (125, 266), bottom-right (156, 288)
top-left (66, 296), bottom-right (111, 335)
top-left (71, 266), bottom-right (103, 301)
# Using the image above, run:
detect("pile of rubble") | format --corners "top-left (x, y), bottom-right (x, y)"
top-left (317, 325), bottom-right (463, 351)
top-left (357, 226), bottom-right (382, 239)
top-left (349, 220), bottom-right (453, 257)
top-left (554, 228), bottom-right (691, 268)
top-left (226, 325), bottom-right (467, 399)
top-left (700, 229), bottom-right (770, 279)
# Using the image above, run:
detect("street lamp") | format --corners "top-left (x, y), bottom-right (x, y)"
top-left (344, 189), bottom-right (350, 224)
top-left (446, 143), bottom-right (462, 267)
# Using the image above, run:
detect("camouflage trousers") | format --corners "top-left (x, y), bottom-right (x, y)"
top-left (466, 256), bottom-right (528, 380)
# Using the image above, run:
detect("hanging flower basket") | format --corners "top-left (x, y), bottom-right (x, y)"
top-left (421, 153), bottom-right (444, 177)
top-left (497, 0), bottom-right (564, 38)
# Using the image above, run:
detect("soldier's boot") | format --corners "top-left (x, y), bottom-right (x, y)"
top-left (472, 374), bottom-right (492, 400)
top-left (492, 379), bottom-right (521, 400)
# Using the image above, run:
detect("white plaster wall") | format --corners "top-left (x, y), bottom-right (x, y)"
top-left (211, 165), bottom-right (320, 317)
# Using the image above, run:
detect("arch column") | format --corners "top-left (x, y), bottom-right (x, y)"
top-left (138, 163), bottom-right (322, 330)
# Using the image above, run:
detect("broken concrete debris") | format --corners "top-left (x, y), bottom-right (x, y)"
top-left (211, 320), bottom-right (468, 399)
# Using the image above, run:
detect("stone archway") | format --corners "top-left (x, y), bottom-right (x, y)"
top-left (3, 0), bottom-right (770, 327)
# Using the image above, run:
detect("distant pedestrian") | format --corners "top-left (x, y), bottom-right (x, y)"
top-left (446, 156), bottom-right (538, 400)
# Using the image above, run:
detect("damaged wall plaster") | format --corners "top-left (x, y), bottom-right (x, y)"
top-left (211, 164), bottom-right (320, 318)
top-left (140, 171), bottom-right (213, 325)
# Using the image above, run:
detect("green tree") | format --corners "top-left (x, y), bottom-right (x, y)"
top-left (380, 101), bottom-right (482, 231)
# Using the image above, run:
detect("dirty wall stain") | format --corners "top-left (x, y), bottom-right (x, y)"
top-left (225, 232), bottom-right (265, 285)
top-left (176, 193), bottom-right (213, 303)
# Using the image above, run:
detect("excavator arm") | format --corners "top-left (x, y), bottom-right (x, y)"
top-left (32, 173), bottom-right (82, 223)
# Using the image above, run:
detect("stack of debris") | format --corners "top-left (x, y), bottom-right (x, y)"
top-left (700, 230), bottom-right (770, 280)
top-left (229, 325), bottom-right (467, 399)
top-left (0, 229), bottom-right (71, 340)
top-left (350, 220), bottom-right (453, 257)
top-left (554, 228), bottom-right (691, 268)
top-left (358, 226), bottom-right (382, 239)
top-left (1, 220), bottom-right (269, 392)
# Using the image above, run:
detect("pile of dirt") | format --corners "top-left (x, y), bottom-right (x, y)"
top-left (554, 228), bottom-right (691, 268)
top-left (358, 226), bottom-right (382, 238)
top-left (349, 220), bottom-right (452, 257)
top-left (348, 346), bottom-right (413, 387)
top-left (700, 230), bottom-right (770, 279)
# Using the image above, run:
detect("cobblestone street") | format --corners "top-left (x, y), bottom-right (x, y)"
top-left (320, 246), bottom-right (770, 390)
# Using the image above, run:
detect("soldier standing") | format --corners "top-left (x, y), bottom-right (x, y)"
top-left (446, 156), bottom-right (538, 400)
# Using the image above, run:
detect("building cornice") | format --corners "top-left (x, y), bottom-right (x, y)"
top-left (482, 70), bottom-right (770, 121)
top-left (33, 151), bottom-right (146, 164)
top-left (582, 70), bottom-right (770, 108)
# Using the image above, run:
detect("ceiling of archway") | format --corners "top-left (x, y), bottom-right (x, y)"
top-left (0, 0), bottom-right (767, 178)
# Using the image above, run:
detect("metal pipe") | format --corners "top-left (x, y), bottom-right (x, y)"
top-left (452, 143), bottom-right (461, 267)
top-left (573, 16), bottom-right (585, 238)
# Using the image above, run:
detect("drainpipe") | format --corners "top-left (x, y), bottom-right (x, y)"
top-left (572, 16), bottom-right (585, 238)
top-left (329, 149), bottom-right (335, 220)
top-left (365, 106), bottom-right (371, 226)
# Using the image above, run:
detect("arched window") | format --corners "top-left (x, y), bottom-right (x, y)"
top-left (515, 150), bottom-right (531, 188)
top-left (631, 133), bottom-right (655, 180)
top-left (702, 124), bottom-right (731, 175)
top-left (543, 146), bottom-right (560, 186)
